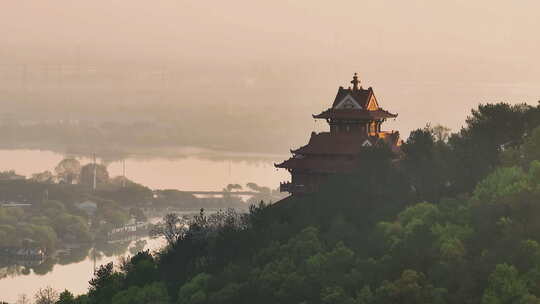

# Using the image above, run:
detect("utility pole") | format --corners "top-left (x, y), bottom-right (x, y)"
top-left (21, 64), bottom-right (28, 102)
top-left (93, 153), bottom-right (97, 191)
top-left (122, 159), bottom-right (126, 188)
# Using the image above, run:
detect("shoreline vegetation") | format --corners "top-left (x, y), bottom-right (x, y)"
top-left (0, 157), bottom-right (284, 277)
top-left (0, 141), bottom-right (288, 164)
top-left (0, 115), bottom-right (304, 160)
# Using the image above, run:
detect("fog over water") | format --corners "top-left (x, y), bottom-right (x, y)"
top-left (1, 1), bottom-right (539, 155)
top-left (0, 149), bottom-right (287, 190)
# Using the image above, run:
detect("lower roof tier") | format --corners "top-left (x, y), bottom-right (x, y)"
top-left (313, 108), bottom-right (397, 120)
top-left (290, 131), bottom-right (401, 155)
top-left (275, 156), bottom-right (359, 173)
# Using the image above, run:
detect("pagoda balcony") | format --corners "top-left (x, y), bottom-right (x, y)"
top-left (279, 182), bottom-right (307, 194)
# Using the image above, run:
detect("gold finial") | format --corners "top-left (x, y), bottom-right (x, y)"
top-left (351, 73), bottom-right (360, 90)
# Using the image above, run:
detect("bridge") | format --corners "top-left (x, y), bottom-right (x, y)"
top-left (183, 191), bottom-right (258, 196)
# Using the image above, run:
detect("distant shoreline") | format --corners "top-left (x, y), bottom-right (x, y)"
top-left (0, 143), bottom-right (288, 163)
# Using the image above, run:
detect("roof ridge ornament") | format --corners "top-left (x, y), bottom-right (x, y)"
top-left (351, 73), bottom-right (360, 91)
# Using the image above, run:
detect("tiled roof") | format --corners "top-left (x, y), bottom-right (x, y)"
top-left (275, 156), bottom-right (358, 173)
top-left (290, 131), bottom-right (400, 155)
top-left (332, 86), bottom-right (372, 108)
top-left (313, 108), bottom-right (397, 120)
top-left (291, 132), bottom-right (371, 155)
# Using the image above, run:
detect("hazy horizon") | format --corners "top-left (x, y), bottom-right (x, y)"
top-left (1, 0), bottom-right (539, 149)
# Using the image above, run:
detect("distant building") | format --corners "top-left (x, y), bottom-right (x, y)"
top-left (75, 200), bottom-right (98, 216)
top-left (0, 247), bottom-right (45, 260)
top-left (275, 74), bottom-right (401, 195)
top-left (1, 202), bottom-right (32, 208)
top-left (0, 170), bottom-right (25, 181)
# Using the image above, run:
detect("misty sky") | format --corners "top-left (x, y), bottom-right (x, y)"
top-left (1, 0), bottom-right (539, 140)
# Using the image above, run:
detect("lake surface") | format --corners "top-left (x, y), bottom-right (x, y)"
top-left (0, 149), bottom-right (289, 191)
top-left (0, 148), bottom-right (290, 302)
top-left (0, 237), bottom-right (165, 303)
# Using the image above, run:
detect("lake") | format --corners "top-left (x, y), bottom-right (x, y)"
top-left (0, 237), bottom-right (165, 303)
top-left (0, 149), bottom-right (289, 191)
top-left (0, 148), bottom-right (290, 302)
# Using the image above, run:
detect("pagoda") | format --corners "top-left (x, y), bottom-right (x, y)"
top-left (275, 73), bottom-right (401, 195)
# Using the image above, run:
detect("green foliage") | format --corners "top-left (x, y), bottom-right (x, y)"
top-left (320, 286), bottom-right (355, 304)
top-left (523, 127), bottom-right (540, 164)
top-left (69, 102), bottom-right (540, 304)
top-left (450, 103), bottom-right (539, 193)
top-left (502, 126), bottom-right (540, 167)
top-left (177, 273), bottom-right (212, 304)
top-left (88, 263), bottom-right (124, 304)
top-left (112, 282), bottom-right (169, 304)
top-left (56, 290), bottom-right (75, 304)
top-left (373, 270), bottom-right (446, 304)
top-left (481, 264), bottom-right (536, 304)
top-left (402, 125), bottom-right (457, 202)
top-left (121, 251), bottom-right (159, 287)
top-left (472, 167), bottom-right (529, 204)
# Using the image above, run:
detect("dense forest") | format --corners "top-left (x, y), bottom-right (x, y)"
top-left (28, 102), bottom-right (540, 304)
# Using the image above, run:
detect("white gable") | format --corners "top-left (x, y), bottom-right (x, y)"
top-left (362, 140), bottom-right (372, 147)
top-left (335, 95), bottom-right (362, 109)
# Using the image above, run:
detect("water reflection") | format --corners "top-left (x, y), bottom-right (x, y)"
top-left (0, 237), bottom-right (165, 303)
top-left (0, 149), bottom-right (288, 191)
top-left (0, 148), bottom-right (287, 302)
top-left (0, 240), bottom-right (131, 278)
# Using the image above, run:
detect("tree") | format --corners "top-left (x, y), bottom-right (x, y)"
top-left (449, 103), bottom-right (534, 193)
top-left (481, 264), bottom-right (535, 304)
top-left (80, 163), bottom-right (109, 187)
top-left (34, 286), bottom-right (59, 304)
top-left (111, 282), bottom-right (169, 304)
top-left (321, 286), bottom-right (355, 304)
top-left (16, 294), bottom-right (31, 304)
top-left (523, 126), bottom-right (540, 163)
top-left (121, 251), bottom-right (158, 287)
top-left (55, 158), bottom-right (81, 184)
top-left (177, 273), bottom-right (212, 304)
top-left (374, 270), bottom-right (446, 304)
top-left (150, 213), bottom-right (186, 246)
top-left (0, 170), bottom-right (24, 180)
top-left (88, 262), bottom-right (123, 304)
top-left (471, 166), bottom-right (528, 205)
top-left (56, 290), bottom-right (75, 304)
top-left (31, 171), bottom-right (55, 183)
top-left (402, 126), bottom-right (455, 202)
top-left (225, 184), bottom-right (243, 191)
top-left (246, 182), bottom-right (271, 194)
top-left (429, 124), bottom-right (452, 143)
top-left (500, 126), bottom-right (540, 167)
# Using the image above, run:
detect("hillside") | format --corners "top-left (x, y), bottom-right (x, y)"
top-left (49, 102), bottom-right (540, 304)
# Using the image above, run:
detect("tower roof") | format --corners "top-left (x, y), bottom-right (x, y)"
top-left (313, 108), bottom-right (397, 120)
top-left (312, 73), bottom-right (397, 120)
top-left (331, 86), bottom-right (372, 109)
top-left (289, 131), bottom-right (401, 155)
